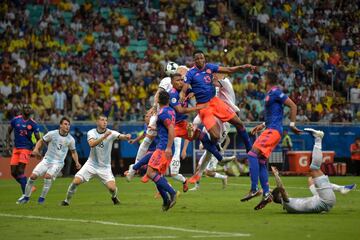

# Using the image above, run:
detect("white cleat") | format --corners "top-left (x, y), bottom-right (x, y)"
top-left (126, 164), bottom-right (135, 182)
top-left (304, 128), bottom-right (324, 139)
top-left (222, 176), bottom-right (228, 189)
top-left (189, 184), bottom-right (200, 191)
top-left (340, 184), bottom-right (357, 194)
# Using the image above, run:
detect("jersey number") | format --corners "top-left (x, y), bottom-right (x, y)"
top-left (57, 144), bottom-right (62, 150)
top-left (19, 129), bottom-right (28, 136)
top-left (204, 75), bottom-right (211, 83)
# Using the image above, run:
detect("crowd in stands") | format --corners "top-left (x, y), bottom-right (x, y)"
top-left (0, 0), bottom-right (359, 124)
top-left (239, 0), bottom-right (360, 122)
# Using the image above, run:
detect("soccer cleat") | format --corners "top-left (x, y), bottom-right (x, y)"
top-left (16, 196), bottom-right (29, 204)
top-left (304, 128), bottom-right (324, 139)
top-left (112, 197), bottom-right (120, 205)
top-left (340, 184), bottom-right (357, 194)
top-left (169, 191), bottom-right (178, 210)
top-left (254, 192), bottom-right (273, 210)
top-left (189, 183), bottom-right (200, 191)
top-left (126, 164), bottom-right (135, 182)
top-left (162, 199), bottom-right (171, 212)
top-left (240, 189), bottom-right (263, 202)
top-left (189, 174), bottom-right (201, 184)
top-left (60, 200), bottom-right (69, 206)
top-left (38, 197), bottom-right (45, 204)
top-left (222, 176), bottom-right (228, 189)
top-left (183, 179), bottom-right (189, 192)
top-left (141, 175), bottom-right (149, 183)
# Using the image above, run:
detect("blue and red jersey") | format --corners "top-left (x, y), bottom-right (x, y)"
top-left (156, 106), bottom-right (175, 150)
top-left (264, 87), bottom-right (288, 134)
top-left (185, 63), bottom-right (219, 103)
top-left (169, 87), bottom-right (189, 123)
top-left (10, 115), bottom-right (39, 150)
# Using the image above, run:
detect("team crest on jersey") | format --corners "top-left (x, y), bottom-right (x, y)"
top-left (206, 69), bottom-right (212, 74)
top-left (171, 97), bottom-right (177, 104)
top-left (27, 125), bottom-right (32, 130)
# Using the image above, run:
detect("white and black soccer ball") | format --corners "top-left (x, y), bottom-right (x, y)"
top-left (165, 62), bottom-right (179, 76)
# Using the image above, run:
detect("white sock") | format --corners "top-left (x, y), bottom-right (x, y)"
top-left (109, 187), bottom-right (118, 198)
top-left (24, 178), bottom-right (35, 197)
top-left (135, 137), bottom-right (153, 163)
top-left (40, 178), bottom-right (52, 198)
top-left (172, 174), bottom-right (186, 183)
top-left (173, 137), bottom-right (182, 160)
top-left (331, 183), bottom-right (343, 192)
top-left (65, 182), bottom-right (78, 203)
top-left (214, 173), bottom-right (227, 179)
top-left (310, 137), bottom-right (323, 170)
top-left (198, 151), bottom-right (211, 176)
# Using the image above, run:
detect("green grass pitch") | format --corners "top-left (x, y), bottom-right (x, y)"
top-left (0, 176), bottom-right (359, 240)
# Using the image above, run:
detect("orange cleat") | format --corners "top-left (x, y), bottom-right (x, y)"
top-left (183, 179), bottom-right (189, 192)
top-left (141, 175), bottom-right (149, 183)
top-left (188, 174), bottom-right (201, 184)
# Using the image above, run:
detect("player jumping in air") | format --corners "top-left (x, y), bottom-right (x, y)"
top-left (180, 50), bottom-right (255, 169)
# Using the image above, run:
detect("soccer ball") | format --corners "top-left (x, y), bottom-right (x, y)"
top-left (165, 62), bottom-right (179, 76)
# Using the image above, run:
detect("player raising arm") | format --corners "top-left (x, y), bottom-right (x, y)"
top-left (241, 71), bottom-right (301, 210)
top-left (61, 114), bottom-right (131, 206)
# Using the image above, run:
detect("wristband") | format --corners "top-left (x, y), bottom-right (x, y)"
top-left (289, 122), bottom-right (295, 127)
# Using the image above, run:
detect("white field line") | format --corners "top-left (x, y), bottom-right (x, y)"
top-left (208, 182), bottom-right (360, 192)
top-left (0, 213), bottom-right (251, 238)
top-left (69, 235), bottom-right (247, 240)
top-left (67, 236), bottom-right (178, 240)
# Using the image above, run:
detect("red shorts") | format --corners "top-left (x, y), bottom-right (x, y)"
top-left (253, 129), bottom-right (281, 159)
top-left (175, 120), bottom-right (191, 140)
top-left (198, 96), bottom-right (236, 130)
top-left (148, 149), bottom-right (171, 175)
top-left (10, 148), bottom-right (32, 165)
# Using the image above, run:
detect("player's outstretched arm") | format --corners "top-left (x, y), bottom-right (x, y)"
top-left (118, 133), bottom-right (131, 141)
top-left (218, 64), bottom-right (256, 74)
top-left (180, 83), bottom-right (190, 103)
top-left (128, 132), bottom-right (145, 144)
top-left (71, 150), bottom-right (81, 170)
top-left (284, 98), bottom-right (302, 134)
